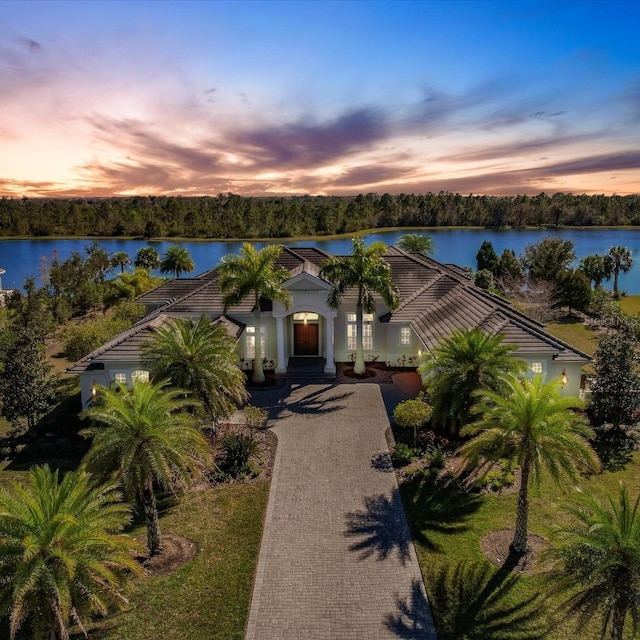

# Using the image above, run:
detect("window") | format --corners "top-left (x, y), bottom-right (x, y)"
top-left (400, 326), bottom-right (411, 346)
top-left (113, 372), bottom-right (127, 384)
top-left (346, 313), bottom-right (374, 350)
top-left (131, 370), bottom-right (150, 383)
top-left (530, 362), bottom-right (543, 374)
top-left (293, 312), bottom-right (319, 321)
top-left (246, 326), bottom-right (266, 359)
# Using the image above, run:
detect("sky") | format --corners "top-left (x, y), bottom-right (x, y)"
top-left (1, 0), bottom-right (639, 198)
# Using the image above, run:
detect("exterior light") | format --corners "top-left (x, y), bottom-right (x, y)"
top-left (561, 369), bottom-right (568, 387)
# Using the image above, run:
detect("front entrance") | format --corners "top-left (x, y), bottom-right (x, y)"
top-left (294, 322), bottom-right (319, 356)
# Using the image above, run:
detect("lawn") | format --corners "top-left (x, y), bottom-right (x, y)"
top-left (619, 294), bottom-right (640, 315)
top-left (545, 319), bottom-right (599, 357)
top-left (402, 451), bottom-right (640, 639)
top-left (0, 359), bottom-right (270, 640)
top-left (86, 482), bottom-right (269, 640)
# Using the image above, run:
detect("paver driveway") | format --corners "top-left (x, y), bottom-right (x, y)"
top-left (245, 383), bottom-right (437, 639)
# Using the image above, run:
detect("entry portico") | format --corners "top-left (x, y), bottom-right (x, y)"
top-left (273, 264), bottom-right (337, 375)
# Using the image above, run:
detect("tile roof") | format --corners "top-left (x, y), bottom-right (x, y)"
top-left (67, 312), bottom-right (243, 373)
top-left (68, 244), bottom-right (589, 373)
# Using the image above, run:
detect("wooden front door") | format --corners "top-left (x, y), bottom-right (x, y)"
top-left (294, 323), bottom-right (319, 356)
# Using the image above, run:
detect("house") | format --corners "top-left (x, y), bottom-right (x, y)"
top-left (68, 245), bottom-right (590, 407)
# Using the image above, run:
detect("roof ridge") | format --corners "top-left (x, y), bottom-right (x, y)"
top-left (389, 245), bottom-right (473, 284)
top-left (393, 275), bottom-right (442, 313)
top-left (154, 274), bottom-right (219, 313)
top-left (504, 313), bottom-right (592, 360)
top-left (477, 309), bottom-right (510, 334)
top-left (467, 286), bottom-right (547, 329)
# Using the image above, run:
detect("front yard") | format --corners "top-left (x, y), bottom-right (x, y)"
top-left (399, 440), bottom-right (640, 639)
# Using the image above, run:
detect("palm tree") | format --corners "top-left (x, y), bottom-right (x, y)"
top-left (0, 465), bottom-right (142, 640)
top-left (160, 245), bottom-right (195, 278)
top-left (544, 484), bottom-right (640, 640)
top-left (103, 267), bottom-right (163, 309)
top-left (134, 246), bottom-right (161, 271)
top-left (320, 237), bottom-right (399, 375)
top-left (398, 233), bottom-right (435, 256)
top-left (460, 375), bottom-right (600, 555)
top-left (218, 243), bottom-right (292, 383)
top-left (141, 316), bottom-right (248, 422)
top-left (418, 328), bottom-right (526, 435)
top-left (82, 380), bottom-right (212, 556)
top-left (607, 245), bottom-right (633, 298)
top-left (110, 251), bottom-right (131, 273)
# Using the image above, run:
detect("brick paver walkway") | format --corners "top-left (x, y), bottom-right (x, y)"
top-left (245, 383), bottom-right (437, 639)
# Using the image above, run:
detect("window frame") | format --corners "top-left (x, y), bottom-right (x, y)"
top-left (346, 313), bottom-right (374, 351)
top-left (245, 326), bottom-right (266, 359)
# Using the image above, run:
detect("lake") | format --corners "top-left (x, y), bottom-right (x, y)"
top-left (0, 228), bottom-right (639, 293)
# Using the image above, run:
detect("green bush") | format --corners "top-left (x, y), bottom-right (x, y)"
top-left (392, 442), bottom-right (418, 467)
top-left (476, 460), bottom-right (516, 493)
top-left (219, 433), bottom-right (259, 477)
top-left (427, 446), bottom-right (448, 471)
top-left (62, 317), bottom-right (131, 361)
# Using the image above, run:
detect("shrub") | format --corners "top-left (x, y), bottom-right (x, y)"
top-left (476, 460), bottom-right (516, 493)
top-left (416, 430), bottom-right (449, 455)
top-left (219, 433), bottom-right (259, 477)
top-left (426, 446), bottom-right (448, 471)
top-left (393, 398), bottom-right (433, 446)
top-left (392, 442), bottom-right (418, 467)
top-left (62, 317), bottom-right (131, 361)
top-left (243, 405), bottom-right (268, 436)
top-left (110, 300), bottom-right (146, 324)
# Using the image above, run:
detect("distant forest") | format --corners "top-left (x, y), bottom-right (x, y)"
top-left (1, 192), bottom-right (639, 238)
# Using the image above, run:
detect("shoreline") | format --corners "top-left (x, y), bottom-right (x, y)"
top-left (1, 224), bottom-right (640, 243)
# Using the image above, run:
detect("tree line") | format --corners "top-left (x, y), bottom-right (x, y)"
top-left (1, 192), bottom-right (640, 238)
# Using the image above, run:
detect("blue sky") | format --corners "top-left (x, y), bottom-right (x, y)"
top-left (1, 0), bottom-right (638, 197)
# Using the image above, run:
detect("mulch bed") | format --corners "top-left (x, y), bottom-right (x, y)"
top-left (136, 534), bottom-right (199, 577)
top-left (207, 422), bottom-right (278, 485)
top-left (480, 529), bottom-right (549, 575)
top-left (336, 362), bottom-right (396, 384)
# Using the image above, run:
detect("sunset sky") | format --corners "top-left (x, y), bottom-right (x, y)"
top-left (1, 0), bottom-right (639, 198)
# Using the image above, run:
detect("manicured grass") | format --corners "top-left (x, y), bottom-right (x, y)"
top-left (402, 452), bottom-right (640, 639)
top-left (545, 319), bottom-right (599, 357)
top-left (619, 294), bottom-right (640, 315)
top-left (87, 482), bottom-right (269, 640)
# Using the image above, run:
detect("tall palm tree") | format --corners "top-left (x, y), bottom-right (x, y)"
top-left (460, 375), bottom-right (600, 555)
top-left (607, 245), bottom-right (633, 298)
top-left (134, 246), bottom-right (161, 271)
top-left (110, 251), bottom-right (131, 273)
top-left (141, 316), bottom-right (248, 421)
top-left (0, 465), bottom-right (142, 640)
top-left (398, 233), bottom-right (435, 256)
top-left (418, 328), bottom-right (526, 435)
top-left (218, 243), bottom-right (292, 383)
top-left (544, 484), bottom-right (640, 640)
top-left (320, 237), bottom-right (399, 375)
top-left (82, 380), bottom-right (212, 556)
top-left (160, 245), bottom-right (195, 278)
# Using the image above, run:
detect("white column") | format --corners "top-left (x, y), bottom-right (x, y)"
top-left (324, 315), bottom-right (336, 374)
top-left (275, 315), bottom-right (286, 373)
